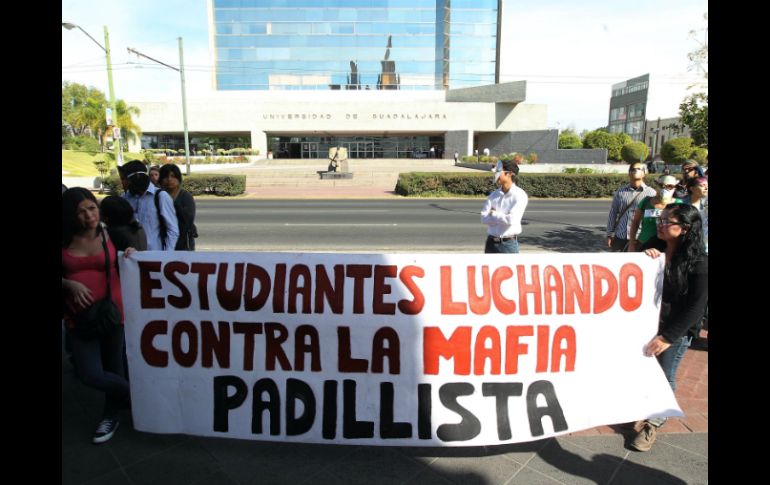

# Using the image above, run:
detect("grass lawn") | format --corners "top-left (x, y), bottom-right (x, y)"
top-left (62, 150), bottom-right (144, 176)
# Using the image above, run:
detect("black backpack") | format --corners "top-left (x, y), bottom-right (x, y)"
top-left (154, 190), bottom-right (169, 250)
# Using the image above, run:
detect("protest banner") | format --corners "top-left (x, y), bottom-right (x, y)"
top-left (119, 252), bottom-right (680, 446)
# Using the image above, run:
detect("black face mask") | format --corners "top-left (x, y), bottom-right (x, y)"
top-left (128, 173), bottom-right (150, 196)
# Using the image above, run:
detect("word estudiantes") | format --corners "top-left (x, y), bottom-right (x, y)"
top-left (137, 261), bottom-right (646, 316)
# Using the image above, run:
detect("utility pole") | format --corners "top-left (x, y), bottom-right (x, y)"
top-left (62, 23), bottom-right (123, 166)
top-left (103, 27), bottom-right (123, 166)
top-left (178, 38), bottom-right (191, 175)
top-left (127, 39), bottom-right (192, 175)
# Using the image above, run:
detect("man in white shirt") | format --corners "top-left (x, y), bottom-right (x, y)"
top-left (481, 159), bottom-right (528, 253)
top-left (121, 160), bottom-right (179, 251)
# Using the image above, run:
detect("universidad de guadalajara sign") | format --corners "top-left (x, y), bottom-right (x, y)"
top-left (119, 252), bottom-right (680, 446)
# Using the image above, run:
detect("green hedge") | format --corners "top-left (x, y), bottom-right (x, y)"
top-left (102, 173), bottom-right (246, 196)
top-left (395, 172), bottom-right (658, 198)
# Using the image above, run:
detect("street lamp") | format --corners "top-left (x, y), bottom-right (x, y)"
top-left (62, 22), bottom-right (124, 166)
top-left (127, 39), bottom-right (192, 176)
top-left (651, 128), bottom-right (660, 163)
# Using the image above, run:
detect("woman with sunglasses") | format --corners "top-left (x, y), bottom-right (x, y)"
top-left (674, 160), bottom-right (704, 199)
top-left (627, 175), bottom-right (682, 252)
top-left (630, 204), bottom-right (708, 452)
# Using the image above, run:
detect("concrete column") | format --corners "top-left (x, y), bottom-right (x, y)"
top-left (250, 129), bottom-right (267, 158)
top-left (127, 137), bottom-right (142, 153)
top-left (444, 130), bottom-right (474, 159)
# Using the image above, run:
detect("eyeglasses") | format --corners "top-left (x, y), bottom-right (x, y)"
top-left (683, 167), bottom-right (696, 172)
top-left (629, 167), bottom-right (644, 172)
top-left (662, 185), bottom-right (676, 190)
top-left (656, 218), bottom-right (682, 227)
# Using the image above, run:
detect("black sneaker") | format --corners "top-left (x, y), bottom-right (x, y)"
top-left (92, 417), bottom-right (120, 444)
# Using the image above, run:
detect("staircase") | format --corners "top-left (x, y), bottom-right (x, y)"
top-left (224, 158), bottom-right (480, 194)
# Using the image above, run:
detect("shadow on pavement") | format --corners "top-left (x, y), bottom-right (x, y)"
top-left (522, 224), bottom-right (607, 253)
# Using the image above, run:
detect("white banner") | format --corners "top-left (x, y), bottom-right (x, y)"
top-left (119, 252), bottom-right (680, 447)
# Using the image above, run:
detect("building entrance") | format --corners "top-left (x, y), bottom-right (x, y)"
top-left (272, 135), bottom-right (444, 159)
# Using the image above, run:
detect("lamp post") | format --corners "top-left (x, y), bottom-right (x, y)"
top-left (651, 128), bottom-right (660, 163)
top-left (62, 23), bottom-right (124, 166)
top-left (127, 38), bottom-right (191, 175)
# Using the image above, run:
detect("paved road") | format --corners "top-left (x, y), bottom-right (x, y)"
top-left (194, 199), bottom-right (611, 252)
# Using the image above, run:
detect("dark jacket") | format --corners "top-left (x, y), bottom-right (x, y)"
top-left (173, 189), bottom-right (197, 251)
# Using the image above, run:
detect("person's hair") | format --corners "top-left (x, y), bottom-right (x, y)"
top-left (100, 195), bottom-right (142, 232)
top-left (62, 187), bottom-right (99, 247)
top-left (123, 160), bottom-right (150, 194)
top-left (685, 177), bottom-right (708, 193)
top-left (664, 203), bottom-right (705, 297)
top-left (149, 165), bottom-right (160, 174)
top-left (629, 161), bottom-right (647, 173)
top-left (681, 159), bottom-right (698, 168)
top-left (159, 163), bottom-right (183, 184)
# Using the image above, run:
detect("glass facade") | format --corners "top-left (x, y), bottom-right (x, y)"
top-left (608, 75), bottom-right (649, 142)
top-left (269, 135), bottom-right (445, 159)
top-left (212, 0), bottom-right (499, 90)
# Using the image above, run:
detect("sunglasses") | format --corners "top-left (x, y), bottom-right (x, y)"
top-left (662, 185), bottom-right (676, 190)
top-left (656, 218), bottom-right (682, 227)
top-left (629, 167), bottom-right (644, 172)
top-left (683, 167), bottom-right (696, 172)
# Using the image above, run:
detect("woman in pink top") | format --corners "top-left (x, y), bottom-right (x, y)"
top-left (61, 188), bottom-right (134, 444)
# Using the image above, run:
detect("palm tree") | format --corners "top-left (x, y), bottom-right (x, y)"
top-left (97, 99), bottom-right (142, 151)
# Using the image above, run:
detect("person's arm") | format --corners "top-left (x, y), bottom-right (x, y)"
top-left (627, 199), bottom-right (645, 251)
top-left (606, 191), bottom-right (621, 246)
top-left (488, 191), bottom-right (528, 226)
top-left (62, 278), bottom-right (93, 310)
top-left (159, 191), bottom-right (179, 250)
top-left (480, 195), bottom-right (494, 222)
top-left (180, 191), bottom-right (196, 230)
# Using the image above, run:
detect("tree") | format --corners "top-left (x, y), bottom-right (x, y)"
top-left (558, 129), bottom-right (582, 149)
top-left (677, 12), bottom-right (708, 147)
top-left (679, 93), bottom-right (708, 147)
top-left (62, 81), bottom-right (142, 150)
top-left (583, 130), bottom-right (625, 161)
top-left (621, 141), bottom-right (649, 164)
top-left (661, 137), bottom-right (694, 165)
top-left (62, 82), bottom-right (106, 138)
top-left (92, 152), bottom-right (115, 194)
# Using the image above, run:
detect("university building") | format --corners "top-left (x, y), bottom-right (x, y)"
top-left (132, 0), bottom-right (604, 163)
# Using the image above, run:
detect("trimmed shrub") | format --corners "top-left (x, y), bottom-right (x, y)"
top-left (395, 172), bottom-right (657, 198)
top-left (690, 147), bottom-right (708, 164)
top-left (63, 136), bottom-right (101, 152)
top-left (102, 173), bottom-right (246, 196)
top-left (583, 130), bottom-right (627, 161)
top-left (558, 132), bottom-right (582, 149)
top-left (661, 137), bottom-right (695, 165)
top-left (621, 141), bottom-right (649, 164)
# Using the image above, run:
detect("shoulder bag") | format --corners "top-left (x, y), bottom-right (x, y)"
top-left (71, 229), bottom-right (122, 339)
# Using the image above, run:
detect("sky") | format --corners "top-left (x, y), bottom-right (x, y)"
top-left (62, 0), bottom-right (707, 134)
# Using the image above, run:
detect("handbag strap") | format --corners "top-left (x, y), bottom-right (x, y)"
top-left (610, 188), bottom-right (644, 235)
top-left (100, 226), bottom-right (112, 302)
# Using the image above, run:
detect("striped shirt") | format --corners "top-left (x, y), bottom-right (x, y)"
top-left (606, 183), bottom-right (657, 239)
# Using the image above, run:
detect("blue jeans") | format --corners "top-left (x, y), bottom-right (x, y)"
top-left (647, 335), bottom-right (692, 427)
top-left (68, 324), bottom-right (130, 417)
top-left (485, 237), bottom-right (519, 254)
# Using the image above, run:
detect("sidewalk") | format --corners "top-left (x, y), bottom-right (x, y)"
top-left (62, 334), bottom-right (707, 484)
